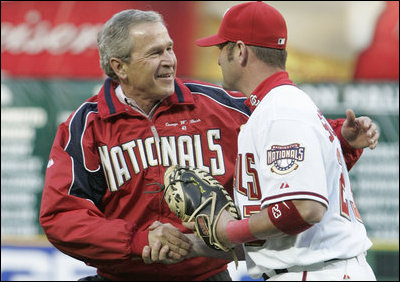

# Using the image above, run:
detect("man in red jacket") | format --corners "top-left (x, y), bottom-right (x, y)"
top-left (40, 9), bottom-right (379, 281)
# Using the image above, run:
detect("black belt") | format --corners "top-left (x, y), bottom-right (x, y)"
top-left (262, 269), bottom-right (288, 280)
top-left (262, 258), bottom-right (342, 280)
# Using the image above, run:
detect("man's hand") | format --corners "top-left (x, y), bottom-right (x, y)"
top-left (142, 241), bottom-right (185, 264)
top-left (143, 227), bottom-right (245, 263)
top-left (341, 109), bottom-right (379, 149)
top-left (146, 221), bottom-right (192, 262)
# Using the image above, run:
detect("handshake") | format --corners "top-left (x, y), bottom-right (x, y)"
top-left (142, 165), bottom-right (240, 264)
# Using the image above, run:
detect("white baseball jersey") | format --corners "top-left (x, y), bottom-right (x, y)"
top-left (234, 72), bottom-right (372, 279)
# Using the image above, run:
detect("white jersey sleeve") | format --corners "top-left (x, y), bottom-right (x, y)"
top-left (258, 118), bottom-right (329, 208)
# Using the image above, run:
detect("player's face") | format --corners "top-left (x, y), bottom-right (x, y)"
top-left (124, 22), bottom-right (177, 100)
top-left (218, 44), bottom-right (241, 91)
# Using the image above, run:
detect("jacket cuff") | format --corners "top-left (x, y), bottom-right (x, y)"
top-left (130, 228), bottom-right (149, 256)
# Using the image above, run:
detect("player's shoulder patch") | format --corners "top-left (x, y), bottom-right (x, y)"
top-left (266, 143), bottom-right (305, 174)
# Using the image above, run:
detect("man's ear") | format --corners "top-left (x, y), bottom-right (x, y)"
top-left (236, 41), bottom-right (248, 66)
top-left (110, 58), bottom-right (127, 81)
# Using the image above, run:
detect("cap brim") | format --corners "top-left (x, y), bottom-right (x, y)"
top-left (195, 34), bottom-right (228, 47)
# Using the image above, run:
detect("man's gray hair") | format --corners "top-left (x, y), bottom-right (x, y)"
top-left (97, 9), bottom-right (165, 81)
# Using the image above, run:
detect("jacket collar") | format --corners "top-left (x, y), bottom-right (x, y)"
top-left (244, 71), bottom-right (295, 112)
top-left (97, 77), bottom-right (194, 118)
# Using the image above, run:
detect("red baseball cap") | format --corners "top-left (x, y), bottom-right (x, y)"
top-left (196, 1), bottom-right (287, 49)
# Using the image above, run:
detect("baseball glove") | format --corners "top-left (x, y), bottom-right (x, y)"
top-left (162, 165), bottom-right (240, 252)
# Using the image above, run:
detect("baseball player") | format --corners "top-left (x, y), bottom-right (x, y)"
top-left (39, 8), bottom-right (376, 281)
top-left (195, 1), bottom-right (378, 281)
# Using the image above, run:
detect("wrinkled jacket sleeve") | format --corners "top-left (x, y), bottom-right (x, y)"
top-left (328, 118), bottom-right (363, 171)
top-left (39, 120), bottom-right (148, 264)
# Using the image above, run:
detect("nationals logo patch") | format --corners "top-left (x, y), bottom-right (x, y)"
top-left (267, 143), bottom-right (305, 174)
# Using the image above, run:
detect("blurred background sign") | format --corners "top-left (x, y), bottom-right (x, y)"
top-left (1, 1), bottom-right (197, 78)
top-left (1, 1), bottom-right (398, 281)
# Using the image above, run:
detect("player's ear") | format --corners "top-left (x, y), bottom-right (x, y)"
top-left (110, 57), bottom-right (128, 81)
top-left (236, 41), bottom-right (248, 66)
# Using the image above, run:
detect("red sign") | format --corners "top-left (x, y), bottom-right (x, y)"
top-left (354, 1), bottom-right (399, 80)
top-left (1, 1), bottom-right (196, 78)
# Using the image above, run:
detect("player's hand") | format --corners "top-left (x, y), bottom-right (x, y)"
top-left (147, 221), bottom-right (192, 259)
top-left (341, 109), bottom-right (379, 149)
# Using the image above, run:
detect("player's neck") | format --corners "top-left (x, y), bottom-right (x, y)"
top-left (241, 63), bottom-right (284, 97)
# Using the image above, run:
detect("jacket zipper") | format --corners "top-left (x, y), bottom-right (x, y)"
top-left (150, 124), bottom-right (162, 165)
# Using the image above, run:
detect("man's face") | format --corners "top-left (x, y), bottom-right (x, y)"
top-left (218, 43), bottom-right (240, 91)
top-left (124, 22), bottom-right (177, 100)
